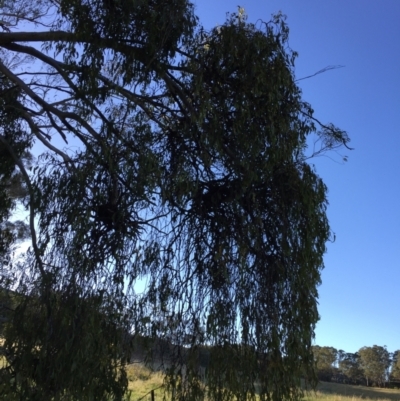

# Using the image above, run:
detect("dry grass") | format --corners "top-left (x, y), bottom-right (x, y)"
top-left (126, 363), bottom-right (165, 401)
top-left (304, 382), bottom-right (400, 401)
top-left (125, 369), bottom-right (400, 401)
top-left (0, 355), bottom-right (7, 369)
top-left (1, 356), bottom-right (399, 401)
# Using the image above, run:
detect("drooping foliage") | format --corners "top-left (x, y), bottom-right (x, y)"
top-left (0, 1), bottom-right (350, 400)
top-left (0, 69), bottom-right (32, 268)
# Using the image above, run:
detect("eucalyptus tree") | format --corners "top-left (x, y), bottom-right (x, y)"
top-left (358, 346), bottom-right (391, 387)
top-left (390, 350), bottom-right (400, 382)
top-left (339, 352), bottom-right (364, 385)
top-left (0, 0), bottom-right (350, 400)
top-left (312, 346), bottom-right (338, 381)
top-left (0, 62), bottom-right (32, 269)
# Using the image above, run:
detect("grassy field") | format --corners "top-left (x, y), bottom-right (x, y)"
top-left (125, 365), bottom-right (400, 401)
top-left (305, 382), bottom-right (400, 401)
top-left (126, 364), bottom-right (165, 401)
top-left (1, 359), bottom-right (400, 401)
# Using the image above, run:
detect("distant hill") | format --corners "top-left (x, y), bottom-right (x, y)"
top-left (129, 334), bottom-right (212, 374)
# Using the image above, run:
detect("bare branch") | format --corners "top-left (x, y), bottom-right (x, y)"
top-left (295, 65), bottom-right (344, 82)
top-left (16, 106), bottom-right (74, 165)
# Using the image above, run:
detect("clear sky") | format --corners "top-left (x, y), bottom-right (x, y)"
top-left (193, 0), bottom-right (400, 354)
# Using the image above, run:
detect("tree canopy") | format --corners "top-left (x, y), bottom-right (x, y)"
top-left (312, 346), bottom-right (338, 382)
top-left (358, 346), bottom-right (391, 387)
top-left (310, 345), bottom-right (396, 387)
top-left (390, 350), bottom-right (400, 382)
top-left (0, 1), bottom-right (350, 400)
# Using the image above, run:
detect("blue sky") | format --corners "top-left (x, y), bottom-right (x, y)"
top-left (193, 0), bottom-right (400, 354)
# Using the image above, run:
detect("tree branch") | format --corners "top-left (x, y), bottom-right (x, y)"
top-left (0, 135), bottom-right (46, 280)
top-left (295, 65), bottom-right (345, 82)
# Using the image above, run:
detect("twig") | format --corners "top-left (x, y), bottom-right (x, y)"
top-left (295, 65), bottom-right (344, 82)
